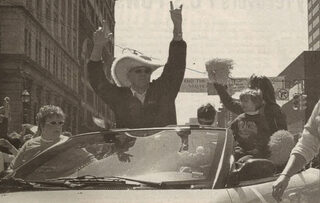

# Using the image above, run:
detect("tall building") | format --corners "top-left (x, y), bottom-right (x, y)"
top-left (0, 0), bottom-right (115, 134)
top-left (308, 0), bottom-right (320, 50)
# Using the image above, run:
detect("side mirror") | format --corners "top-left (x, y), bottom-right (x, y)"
top-left (227, 158), bottom-right (275, 186)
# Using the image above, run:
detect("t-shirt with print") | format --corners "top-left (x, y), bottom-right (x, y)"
top-left (230, 113), bottom-right (271, 159)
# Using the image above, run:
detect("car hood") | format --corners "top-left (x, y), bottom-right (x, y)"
top-left (0, 189), bottom-right (231, 203)
top-left (126, 171), bottom-right (206, 184)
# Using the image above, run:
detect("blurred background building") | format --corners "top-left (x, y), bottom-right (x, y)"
top-left (0, 0), bottom-right (116, 134)
top-left (308, 0), bottom-right (320, 51)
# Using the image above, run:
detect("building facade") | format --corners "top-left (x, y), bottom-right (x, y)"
top-left (278, 51), bottom-right (320, 134)
top-left (308, 0), bottom-right (320, 51)
top-left (0, 0), bottom-right (115, 134)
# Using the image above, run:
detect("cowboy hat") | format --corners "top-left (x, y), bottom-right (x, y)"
top-left (111, 54), bottom-right (163, 87)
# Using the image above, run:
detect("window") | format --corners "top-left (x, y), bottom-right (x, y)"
top-left (73, 2), bottom-right (78, 30)
top-left (309, 35), bottom-right (313, 44)
top-left (45, 44), bottom-right (51, 72)
top-left (53, 50), bottom-right (57, 77)
top-left (54, 0), bottom-right (59, 8)
top-left (61, 20), bottom-right (65, 46)
top-left (53, 11), bottom-right (59, 38)
top-left (67, 66), bottom-right (71, 87)
top-left (26, 0), bottom-right (33, 11)
top-left (61, 0), bottom-right (66, 21)
top-left (45, 0), bottom-right (51, 23)
top-left (313, 41), bottom-right (320, 50)
top-left (36, 0), bottom-right (42, 22)
top-left (309, 12), bottom-right (313, 21)
top-left (72, 34), bottom-right (77, 57)
top-left (67, 31), bottom-right (71, 52)
top-left (73, 71), bottom-right (78, 92)
top-left (313, 28), bottom-right (320, 40)
top-left (312, 16), bottom-right (319, 28)
top-left (308, 1), bottom-right (312, 10)
top-left (24, 28), bottom-right (32, 57)
top-left (68, 0), bottom-right (72, 26)
top-left (35, 31), bottom-right (42, 64)
top-left (309, 23), bottom-right (313, 32)
top-left (61, 59), bottom-right (66, 83)
top-left (313, 4), bottom-right (319, 16)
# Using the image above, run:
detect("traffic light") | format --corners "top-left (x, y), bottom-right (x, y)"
top-left (299, 94), bottom-right (307, 110)
top-left (292, 94), bottom-right (300, 110)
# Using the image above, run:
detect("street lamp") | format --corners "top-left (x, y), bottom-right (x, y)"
top-left (21, 90), bottom-right (31, 123)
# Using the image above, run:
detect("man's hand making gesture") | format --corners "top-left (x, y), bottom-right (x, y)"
top-left (90, 20), bottom-right (113, 61)
top-left (170, 1), bottom-right (183, 41)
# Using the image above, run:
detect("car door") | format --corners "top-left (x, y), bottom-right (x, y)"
top-left (227, 168), bottom-right (320, 202)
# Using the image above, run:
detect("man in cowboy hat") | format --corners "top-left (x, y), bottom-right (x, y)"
top-left (88, 2), bottom-right (186, 128)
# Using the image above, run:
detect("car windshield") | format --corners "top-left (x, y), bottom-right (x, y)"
top-left (11, 127), bottom-right (225, 184)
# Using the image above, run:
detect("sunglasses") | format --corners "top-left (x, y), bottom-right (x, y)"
top-left (133, 68), bottom-right (152, 74)
top-left (46, 121), bottom-right (64, 126)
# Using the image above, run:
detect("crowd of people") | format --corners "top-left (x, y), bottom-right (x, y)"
top-left (0, 1), bottom-right (319, 201)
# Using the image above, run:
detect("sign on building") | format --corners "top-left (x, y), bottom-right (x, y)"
top-left (179, 78), bottom-right (209, 93)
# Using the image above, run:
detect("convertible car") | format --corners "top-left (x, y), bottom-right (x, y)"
top-left (0, 126), bottom-right (319, 203)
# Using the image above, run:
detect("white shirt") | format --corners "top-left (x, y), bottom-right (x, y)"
top-left (291, 100), bottom-right (320, 163)
top-left (130, 88), bottom-right (147, 104)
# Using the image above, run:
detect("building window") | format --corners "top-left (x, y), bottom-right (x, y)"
top-left (67, 31), bottom-right (71, 52)
top-left (68, 0), bottom-right (72, 27)
top-left (309, 12), bottom-right (313, 21)
top-left (73, 34), bottom-right (77, 57)
top-left (61, 20), bottom-right (66, 46)
top-left (61, 59), bottom-right (66, 83)
top-left (313, 28), bottom-right (320, 40)
top-left (73, 71), bottom-right (78, 92)
top-left (313, 4), bottom-right (319, 16)
top-left (73, 2), bottom-right (78, 30)
top-left (67, 66), bottom-right (71, 87)
top-left (54, 0), bottom-right (59, 8)
top-left (24, 28), bottom-right (31, 57)
top-left (45, 0), bottom-right (51, 23)
top-left (45, 45), bottom-right (51, 72)
top-left (26, 0), bottom-right (33, 11)
top-left (312, 16), bottom-right (319, 28)
top-left (36, 0), bottom-right (42, 22)
top-left (313, 41), bottom-right (320, 50)
top-left (53, 50), bottom-right (58, 77)
top-left (61, 0), bottom-right (66, 21)
top-left (53, 11), bottom-right (59, 39)
top-left (309, 35), bottom-right (313, 45)
top-left (309, 23), bottom-right (313, 32)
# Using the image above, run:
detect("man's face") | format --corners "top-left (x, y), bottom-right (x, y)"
top-left (127, 66), bottom-right (152, 89)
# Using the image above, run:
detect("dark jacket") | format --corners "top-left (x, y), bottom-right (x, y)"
top-left (88, 40), bottom-right (187, 128)
top-left (214, 82), bottom-right (287, 134)
top-left (230, 112), bottom-right (271, 160)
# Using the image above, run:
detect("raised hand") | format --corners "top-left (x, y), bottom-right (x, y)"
top-left (170, 1), bottom-right (182, 28)
top-left (93, 20), bottom-right (113, 46)
top-left (207, 69), bottom-right (217, 83)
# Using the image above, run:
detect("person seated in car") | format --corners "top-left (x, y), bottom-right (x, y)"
top-left (9, 105), bottom-right (96, 175)
top-left (230, 88), bottom-right (271, 161)
top-left (9, 105), bottom-right (69, 170)
top-left (197, 103), bottom-right (216, 126)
